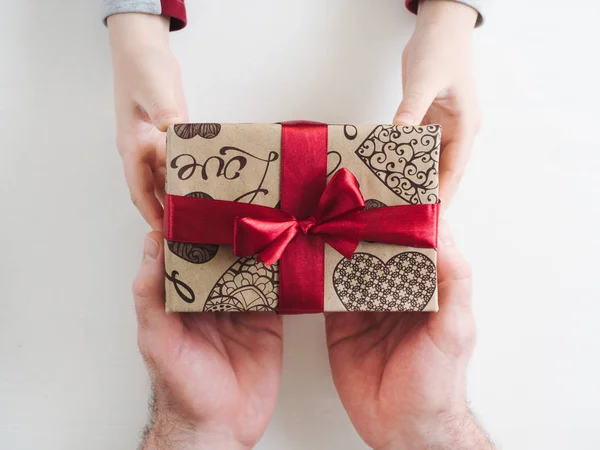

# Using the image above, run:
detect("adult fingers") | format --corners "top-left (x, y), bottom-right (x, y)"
top-left (438, 137), bottom-right (472, 213)
top-left (433, 221), bottom-right (476, 357)
top-left (154, 165), bottom-right (166, 205)
top-left (132, 231), bottom-right (173, 331)
top-left (436, 220), bottom-right (473, 313)
top-left (437, 221), bottom-right (472, 296)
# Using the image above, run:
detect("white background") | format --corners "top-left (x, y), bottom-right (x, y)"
top-left (1, 1), bottom-right (599, 449)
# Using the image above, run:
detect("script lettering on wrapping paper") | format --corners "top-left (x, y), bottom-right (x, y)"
top-left (343, 124), bottom-right (358, 140)
top-left (327, 151), bottom-right (342, 177)
top-left (170, 147), bottom-right (280, 204)
top-left (165, 270), bottom-right (195, 304)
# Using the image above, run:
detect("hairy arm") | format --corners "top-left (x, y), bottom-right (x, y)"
top-left (376, 409), bottom-right (494, 450)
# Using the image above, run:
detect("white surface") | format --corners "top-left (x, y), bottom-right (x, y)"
top-left (1, 1), bottom-right (599, 449)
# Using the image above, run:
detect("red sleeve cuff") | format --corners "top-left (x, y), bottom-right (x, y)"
top-left (161, 0), bottom-right (187, 31)
top-left (405, 0), bottom-right (482, 26)
top-left (405, 0), bottom-right (418, 15)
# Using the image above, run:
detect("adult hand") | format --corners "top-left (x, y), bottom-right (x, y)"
top-left (108, 13), bottom-right (187, 230)
top-left (326, 223), bottom-right (494, 449)
top-left (133, 232), bottom-right (283, 449)
top-left (395, 0), bottom-right (481, 211)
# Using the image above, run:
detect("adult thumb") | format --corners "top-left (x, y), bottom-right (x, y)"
top-left (393, 81), bottom-right (438, 126)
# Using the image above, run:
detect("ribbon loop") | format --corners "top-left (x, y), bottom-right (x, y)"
top-left (313, 168), bottom-right (365, 222)
top-left (233, 168), bottom-right (366, 265)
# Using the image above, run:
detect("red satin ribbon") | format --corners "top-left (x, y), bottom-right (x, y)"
top-left (235, 168), bottom-right (366, 265)
top-left (164, 122), bottom-right (439, 314)
top-left (164, 194), bottom-right (439, 251)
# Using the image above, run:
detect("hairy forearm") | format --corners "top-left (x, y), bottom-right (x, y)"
top-left (141, 418), bottom-right (252, 450)
top-left (141, 420), bottom-right (202, 450)
top-left (140, 394), bottom-right (251, 450)
top-left (377, 410), bottom-right (495, 450)
top-left (430, 411), bottom-right (495, 450)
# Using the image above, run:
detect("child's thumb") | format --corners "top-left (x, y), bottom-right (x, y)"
top-left (393, 80), bottom-right (438, 126)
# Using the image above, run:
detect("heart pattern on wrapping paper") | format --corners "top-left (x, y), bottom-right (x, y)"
top-left (333, 252), bottom-right (436, 311)
top-left (203, 257), bottom-right (279, 312)
top-left (354, 124), bottom-right (440, 204)
top-left (173, 123), bottom-right (221, 139)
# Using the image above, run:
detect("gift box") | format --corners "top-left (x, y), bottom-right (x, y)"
top-left (164, 122), bottom-right (440, 313)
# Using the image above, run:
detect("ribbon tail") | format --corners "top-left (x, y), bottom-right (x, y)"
top-left (315, 220), bottom-right (365, 260)
top-left (323, 235), bottom-right (360, 260)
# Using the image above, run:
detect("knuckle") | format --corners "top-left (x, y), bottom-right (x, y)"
top-left (463, 103), bottom-right (483, 136)
top-left (132, 274), bottom-right (149, 299)
top-left (149, 103), bottom-right (178, 124)
top-left (116, 135), bottom-right (133, 157)
top-left (453, 289), bottom-right (476, 348)
top-left (448, 170), bottom-right (464, 186)
top-left (172, 61), bottom-right (183, 79)
top-left (137, 334), bottom-right (155, 366)
top-left (444, 316), bottom-right (477, 357)
top-left (440, 168), bottom-right (464, 191)
top-left (455, 320), bottom-right (477, 351)
top-left (129, 191), bottom-right (140, 208)
top-left (401, 46), bottom-right (409, 61)
top-left (115, 136), bottom-right (125, 153)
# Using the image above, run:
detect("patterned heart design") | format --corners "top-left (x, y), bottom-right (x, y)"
top-left (173, 123), bottom-right (222, 139)
top-left (354, 124), bottom-right (440, 204)
top-left (203, 257), bottom-right (279, 312)
top-left (364, 198), bottom-right (387, 210)
top-left (333, 252), bottom-right (436, 311)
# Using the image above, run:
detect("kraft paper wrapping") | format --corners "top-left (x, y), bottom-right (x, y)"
top-left (164, 123), bottom-right (440, 313)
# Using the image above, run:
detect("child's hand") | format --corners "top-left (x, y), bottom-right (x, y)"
top-left (395, 0), bottom-right (480, 211)
top-left (108, 13), bottom-right (187, 230)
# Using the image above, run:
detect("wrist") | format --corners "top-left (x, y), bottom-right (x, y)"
top-left (141, 407), bottom-right (252, 450)
top-left (378, 409), bottom-right (494, 450)
top-left (415, 0), bottom-right (478, 33)
top-left (142, 417), bottom-right (252, 450)
top-left (108, 13), bottom-right (171, 55)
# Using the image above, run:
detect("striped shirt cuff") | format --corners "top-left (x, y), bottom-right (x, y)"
top-left (101, 0), bottom-right (187, 31)
top-left (405, 0), bottom-right (484, 27)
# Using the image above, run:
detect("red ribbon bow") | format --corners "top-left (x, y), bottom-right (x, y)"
top-left (234, 169), bottom-right (365, 265)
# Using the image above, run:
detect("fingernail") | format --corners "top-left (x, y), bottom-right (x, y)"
top-left (143, 236), bottom-right (159, 260)
top-left (438, 223), bottom-right (455, 246)
top-left (394, 112), bottom-right (415, 125)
